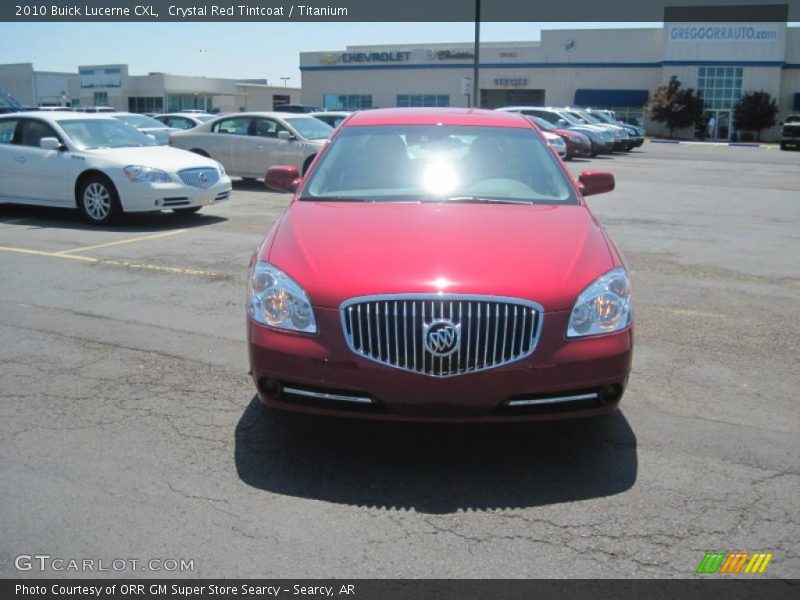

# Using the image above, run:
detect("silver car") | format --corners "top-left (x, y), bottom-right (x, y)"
top-left (169, 112), bottom-right (333, 180)
top-left (153, 113), bottom-right (217, 130)
top-left (111, 112), bottom-right (179, 145)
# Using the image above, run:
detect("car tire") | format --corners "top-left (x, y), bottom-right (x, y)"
top-left (78, 175), bottom-right (122, 225)
top-left (173, 206), bottom-right (202, 215)
top-left (780, 142), bottom-right (787, 150)
top-left (302, 155), bottom-right (316, 175)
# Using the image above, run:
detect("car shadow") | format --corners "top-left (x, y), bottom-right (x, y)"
top-left (232, 178), bottom-right (271, 193)
top-left (0, 204), bottom-right (227, 232)
top-left (235, 396), bottom-right (637, 513)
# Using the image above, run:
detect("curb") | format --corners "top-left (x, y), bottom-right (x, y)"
top-left (649, 139), bottom-right (768, 148)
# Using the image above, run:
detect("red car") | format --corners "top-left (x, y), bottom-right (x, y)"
top-left (249, 108), bottom-right (632, 422)
top-left (527, 115), bottom-right (593, 160)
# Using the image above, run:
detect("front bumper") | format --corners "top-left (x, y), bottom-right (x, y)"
top-left (248, 307), bottom-right (633, 422)
top-left (116, 176), bottom-right (233, 213)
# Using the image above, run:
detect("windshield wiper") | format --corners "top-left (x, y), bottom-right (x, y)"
top-left (439, 196), bottom-right (534, 205)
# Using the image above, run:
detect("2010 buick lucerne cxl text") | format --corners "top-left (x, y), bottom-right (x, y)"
top-left (248, 108), bottom-right (632, 421)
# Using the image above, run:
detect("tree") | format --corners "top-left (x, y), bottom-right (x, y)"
top-left (647, 76), bottom-right (705, 138)
top-left (733, 91), bottom-right (778, 141)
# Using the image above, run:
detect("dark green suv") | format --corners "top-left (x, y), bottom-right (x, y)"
top-left (780, 115), bottom-right (800, 150)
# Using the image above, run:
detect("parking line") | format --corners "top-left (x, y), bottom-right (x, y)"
top-left (55, 229), bottom-right (188, 254)
top-left (0, 245), bottom-right (97, 262)
top-left (0, 245), bottom-right (222, 278)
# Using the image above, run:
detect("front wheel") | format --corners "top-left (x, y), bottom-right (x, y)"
top-left (79, 175), bottom-right (121, 225)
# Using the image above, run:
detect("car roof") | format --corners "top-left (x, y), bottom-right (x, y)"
top-left (309, 111), bottom-right (351, 117)
top-left (343, 108), bottom-right (531, 128)
top-left (214, 111), bottom-right (317, 119)
top-left (0, 111), bottom-right (117, 123)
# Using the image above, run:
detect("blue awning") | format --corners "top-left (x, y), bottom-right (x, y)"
top-left (574, 89), bottom-right (649, 108)
top-left (794, 93), bottom-right (800, 111)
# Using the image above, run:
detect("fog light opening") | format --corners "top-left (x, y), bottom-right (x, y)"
top-left (258, 377), bottom-right (282, 398)
top-left (599, 384), bottom-right (623, 405)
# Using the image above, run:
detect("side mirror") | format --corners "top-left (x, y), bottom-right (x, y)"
top-left (557, 119), bottom-right (568, 127)
top-left (277, 131), bottom-right (295, 141)
top-left (578, 171), bottom-right (615, 197)
top-left (39, 137), bottom-right (63, 151)
top-left (265, 165), bottom-right (302, 193)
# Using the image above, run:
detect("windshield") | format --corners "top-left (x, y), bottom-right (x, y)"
top-left (60, 119), bottom-right (153, 149)
top-left (575, 111), bottom-right (604, 125)
top-left (555, 111), bottom-right (583, 126)
top-left (285, 117), bottom-right (333, 140)
top-left (112, 114), bottom-right (167, 129)
top-left (301, 124), bottom-right (577, 205)
top-left (591, 111), bottom-right (615, 124)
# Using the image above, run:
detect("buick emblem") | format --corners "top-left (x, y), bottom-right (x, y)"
top-left (423, 319), bottom-right (461, 357)
top-left (199, 172), bottom-right (208, 183)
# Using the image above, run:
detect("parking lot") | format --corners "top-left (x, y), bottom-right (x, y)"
top-left (1, 143), bottom-right (798, 578)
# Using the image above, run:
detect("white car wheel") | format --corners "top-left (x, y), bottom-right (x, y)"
top-left (79, 176), bottom-right (121, 225)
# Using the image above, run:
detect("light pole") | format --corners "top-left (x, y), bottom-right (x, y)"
top-left (280, 77), bottom-right (291, 87)
top-left (472, 0), bottom-right (481, 108)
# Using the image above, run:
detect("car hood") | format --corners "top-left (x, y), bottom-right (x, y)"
top-left (81, 145), bottom-right (219, 171)
top-left (267, 201), bottom-right (614, 311)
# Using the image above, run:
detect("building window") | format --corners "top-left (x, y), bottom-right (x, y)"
top-left (272, 94), bottom-right (290, 110)
top-left (697, 67), bottom-right (743, 110)
top-left (93, 91), bottom-right (108, 106)
top-left (323, 94), bottom-right (372, 110)
top-left (166, 94), bottom-right (214, 112)
top-left (128, 96), bottom-right (164, 114)
top-left (396, 94), bottom-right (450, 107)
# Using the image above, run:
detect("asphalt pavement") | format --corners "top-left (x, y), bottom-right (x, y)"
top-left (1, 143), bottom-right (798, 578)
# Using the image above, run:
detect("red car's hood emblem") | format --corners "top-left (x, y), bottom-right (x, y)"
top-left (267, 201), bottom-right (614, 311)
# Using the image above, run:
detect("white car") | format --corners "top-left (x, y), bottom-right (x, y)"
top-left (0, 112), bottom-right (232, 224)
top-left (169, 112), bottom-right (333, 180)
top-left (153, 113), bottom-right (217, 130)
top-left (309, 111), bottom-right (351, 128)
top-left (542, 130), bottom-right (567, 158)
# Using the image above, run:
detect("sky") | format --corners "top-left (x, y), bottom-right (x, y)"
top-left (0, 22), bottom-right (660, 85)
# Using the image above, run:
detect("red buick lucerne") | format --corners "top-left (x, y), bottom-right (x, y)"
top-left (248, 108), bottom-right (632, 422)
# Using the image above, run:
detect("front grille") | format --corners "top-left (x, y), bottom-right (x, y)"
top-left (162, 197), bottom-right (190, 207)
top-left (178, 167), bottom-right (220, 189)
top-left (341, 294), bottom-right (543, 377)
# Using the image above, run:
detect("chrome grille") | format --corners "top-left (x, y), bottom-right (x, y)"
top-left (178, 167), bottom-right (219, 189)
top-left (340, 294), bottom-right (543, 377)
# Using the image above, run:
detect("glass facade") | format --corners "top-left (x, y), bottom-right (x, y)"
top-left (93, 91), bottom-right (108, 105)
top-left (697, 66), bottom-right (743, 110)
top-left (166, 94), bottom-right (214, 112)
top-left (396, 94), bottom-right (450, 107)
top-left (128, 96), bottom-right (164, 113)
top-left (323, 94), bottom-right (372, 110)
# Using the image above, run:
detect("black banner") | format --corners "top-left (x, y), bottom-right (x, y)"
top-left (2, 0), bottom-right (800, 22)
top-left (3, 580), bottom-right (800, 600)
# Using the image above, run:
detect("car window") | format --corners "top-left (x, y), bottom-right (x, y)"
top-left (169, 117), bottom-right (195, 130)
top-left (0, 119), bottom-right (18, 144)
top-left (112, 114), bottom-right (165, 129)
top-left (251, 117), bottom-right (287, 138)
top-left (302, 124), bottom-right (577, 205)
top-left (59, 118), bottom-right (151, 149)
top-left (213, 117), bottom-right (250, 135)
top-left (285, 117), bottom-right (333, 140)
top-left (19, 119), bottom-right (61, 147)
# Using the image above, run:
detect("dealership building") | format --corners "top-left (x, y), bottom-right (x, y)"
top-left (300, 12), bottom-right (800, 139)
top-left (0, 62), bottom-right (301, 114)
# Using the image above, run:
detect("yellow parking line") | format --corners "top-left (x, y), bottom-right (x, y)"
top-left (0, 245), bottom-right (221, 278)
top-left (55, 229), bottom-right (187, 254)
top-left (0, 245), bottom-right (98, 262)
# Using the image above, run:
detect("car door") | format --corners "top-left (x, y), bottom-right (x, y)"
top-left (0, 117), bottom-right (21, 201)
top-left (244, 117), bottom-right (292, 177)
top-left (10, 118), bottom-right (78, 204)
top-left (209, 116), bottom-right (251, 175)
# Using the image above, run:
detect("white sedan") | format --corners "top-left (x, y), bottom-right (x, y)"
top-left (169, 112), bottom-right (332, 180)
top-left (0, 112), bottom-right (231, 224)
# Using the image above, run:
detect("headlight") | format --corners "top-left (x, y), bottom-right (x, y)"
top-left (567, 268), bottom-right (631, 338)
top-left (247, 261), bottom-right (316, 333)
top-left (123, 165), bottom-right (171, 183)
top-left (217, 162), bottom-right (226, 177)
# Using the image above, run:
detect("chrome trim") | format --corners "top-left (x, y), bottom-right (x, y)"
top-left (282, 386), bottom-right (373, 405)
top-left (339, 293), bottom-right (544, 378)
top-left (507, 392), bottom-right (598, 407)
